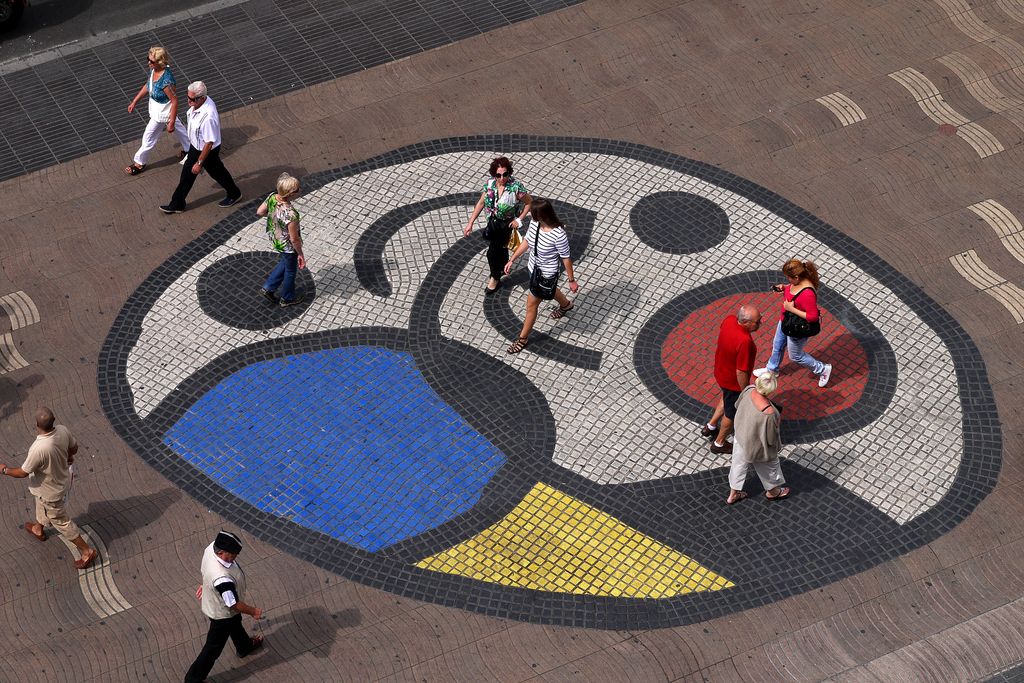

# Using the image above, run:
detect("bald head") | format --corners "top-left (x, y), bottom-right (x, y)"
top-left (35, 406), bottom-right (55, 432)
top-left (736, 304), bottom-right (762, 332)
top-left (737, 304), bottom-right (761, 324)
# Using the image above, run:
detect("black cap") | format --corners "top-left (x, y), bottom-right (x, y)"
top-left (213, 530), bottom-right (242, 554)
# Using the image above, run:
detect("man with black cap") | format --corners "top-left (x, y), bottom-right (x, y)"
top-left (184, 530), bottom-right (264, 682)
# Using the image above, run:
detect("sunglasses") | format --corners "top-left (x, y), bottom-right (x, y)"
top-left (494, 172), bottom-right (509, 178)
top-left (187, 95), bottom-right (200, 101)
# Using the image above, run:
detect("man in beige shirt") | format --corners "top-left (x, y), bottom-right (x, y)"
top-left (0, 407), bottom-right (97, 569)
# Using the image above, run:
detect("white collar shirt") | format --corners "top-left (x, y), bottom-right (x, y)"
top-left (186, 96), bottom-right (222, 150)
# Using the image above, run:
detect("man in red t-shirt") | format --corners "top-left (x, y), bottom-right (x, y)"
top-left (703, 305), bottom-right (762, 454)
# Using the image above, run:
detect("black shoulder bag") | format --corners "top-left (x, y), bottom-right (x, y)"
top-left (780, 287), bottom-right (821, 338)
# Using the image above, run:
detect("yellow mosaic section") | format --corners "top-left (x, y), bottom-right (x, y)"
top-left (416, 482), bottom-right (733, 598)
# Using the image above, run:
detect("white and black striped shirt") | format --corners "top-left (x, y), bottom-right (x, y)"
top-left (526, 225), bottom-right (571, 277)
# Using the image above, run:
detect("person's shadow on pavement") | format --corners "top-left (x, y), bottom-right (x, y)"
top-left (217, 605), bottom-right (361, 680)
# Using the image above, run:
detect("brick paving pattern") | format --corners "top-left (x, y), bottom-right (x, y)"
top-left (0, 0), bottom-right (580, 181)
top-left (3, 0), bottom-right (1024, 680)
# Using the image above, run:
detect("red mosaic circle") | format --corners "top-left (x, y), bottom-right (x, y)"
top-left (661, 292), bottom-right (868, 421)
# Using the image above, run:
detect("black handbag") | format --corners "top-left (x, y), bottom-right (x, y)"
top-left (481, 214), bottom-right (510, 241)
top-left (528, 224), bottom-right (559, 300)
top-left (780, 287), bottom-right (821, 338)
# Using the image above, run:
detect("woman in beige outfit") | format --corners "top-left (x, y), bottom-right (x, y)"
top-left (726, 372), bottom-right (791, 504)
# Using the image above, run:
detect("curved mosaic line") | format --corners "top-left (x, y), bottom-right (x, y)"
top-left (98, 135), bottom-right (1001, 629)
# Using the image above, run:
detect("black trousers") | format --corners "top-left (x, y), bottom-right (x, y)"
top-left (485, 216), bottom-right (513, 281)
top-left (168, 144), bottom-right (240, 210)
top-left (183, 614), bottom-right (255, 682)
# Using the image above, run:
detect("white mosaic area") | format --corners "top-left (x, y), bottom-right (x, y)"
top-left (126, 152), bottom-right (963, 525)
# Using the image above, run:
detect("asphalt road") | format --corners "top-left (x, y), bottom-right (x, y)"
top-left (0, 0), bottom-right (235, 64)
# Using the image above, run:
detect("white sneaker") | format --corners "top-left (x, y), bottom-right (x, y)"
top-left (818, 364), bottom-right (832, 387)
top-left (752, 368), bottom-right (768, 378)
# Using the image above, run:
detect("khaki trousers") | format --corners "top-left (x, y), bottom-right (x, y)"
top-left (35, 497), bottom-right (81, 541)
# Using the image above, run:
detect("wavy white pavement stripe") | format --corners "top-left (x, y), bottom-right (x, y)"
top-left (889, 67), bottom-right (1004, 157)
top-left (0, 290), bottom-right (40, 330)
top-left (937, 51), bottom-right (1024, 132)
top-left (950, 250), bottom-right (1024, 323)
top-left (815, 92), bottom-right (866, 126)
top-left (968, 199), bottom-right (1024, 264)
top-left (59, 524), bottom-right (132, 619)
top-left (0, 333), bottom-right (29, 373)
top-left (934, 0), bottom-right (1024, 68)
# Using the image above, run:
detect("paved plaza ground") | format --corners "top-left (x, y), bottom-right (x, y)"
top-left (2, 0), bottom-right (1024, 680)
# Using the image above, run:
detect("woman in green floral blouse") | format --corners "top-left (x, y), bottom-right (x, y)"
top-left (463, 156), bottom-right (532, 294)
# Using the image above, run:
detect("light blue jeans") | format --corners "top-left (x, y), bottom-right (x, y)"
top-left (765, 321), bottom-right (825, 375)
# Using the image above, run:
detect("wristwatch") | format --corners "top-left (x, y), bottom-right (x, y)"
top-left (2, 466), bottom-right (7, 475)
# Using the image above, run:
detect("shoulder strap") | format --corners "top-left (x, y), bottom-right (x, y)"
top-left (533, 223), bottom-right (540, 257)
top-left (791, 286), bottom-right (815, 299)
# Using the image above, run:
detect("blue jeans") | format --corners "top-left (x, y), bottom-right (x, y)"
top-left (765, 321), bottom-right (825, 375)
top-left (263, 251), bottom-right (298, 301)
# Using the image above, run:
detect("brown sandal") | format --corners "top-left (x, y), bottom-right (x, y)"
top-left (23, 522), bottom-right (46, 541)
top-left (507, 337), bottom-right (529, 354)
top-left (123, 164), bottom-right (145, 176)
top-left (550, 303), bottom-right (574, 319)
top-left (74, 548), bottom-right (98, 570)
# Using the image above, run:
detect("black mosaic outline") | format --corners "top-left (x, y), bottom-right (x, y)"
top-left (630, 191), bottom-right (731, 254)
top-left (98, 135), bottom-right (1001, 630)
top-left (354, 193), bottom-right (478, 297)
top-left (634, 270), bottom-right (897, 442)
top-left (196, 251), bottom-right (316, 330)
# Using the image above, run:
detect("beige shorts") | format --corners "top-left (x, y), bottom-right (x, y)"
top-left (35, 497), bottom-right (81, 541)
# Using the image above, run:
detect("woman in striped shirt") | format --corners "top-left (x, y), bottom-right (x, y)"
top-left (503, 197), bottom-right (580, 354)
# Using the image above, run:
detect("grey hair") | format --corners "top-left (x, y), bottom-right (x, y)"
top-left (188, 81), bottom-right (207, 98)
top-left (737, 304), bottom-right (759, 323)
top-left (755, 372), bottom-right (778, 397)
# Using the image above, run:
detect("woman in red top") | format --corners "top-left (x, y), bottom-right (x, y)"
top-left (755, 259), bottom-right (833, 388)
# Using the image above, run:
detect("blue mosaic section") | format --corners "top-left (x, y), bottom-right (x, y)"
top-left (163, 346), bottom-right (506, 552)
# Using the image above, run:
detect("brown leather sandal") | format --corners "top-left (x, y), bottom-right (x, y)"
top-left (507, 337), bottom-right (529, 354)
top-left (550, 303), bottom-right (574, 319)
top-left (23, 522), bottom-right (46, 541)
top-left (74, 548), bottom-right (98, 570)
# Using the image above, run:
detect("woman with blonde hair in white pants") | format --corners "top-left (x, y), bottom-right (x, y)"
top-left (124, 46), bottom-right (189, 175)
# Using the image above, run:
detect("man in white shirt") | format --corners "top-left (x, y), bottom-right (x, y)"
top-left (184, 531), bottom-right (264, 682)
top-left (161, 81), bottom-right (242, 214)
top-left (0, 407), bottom-right (97, 569)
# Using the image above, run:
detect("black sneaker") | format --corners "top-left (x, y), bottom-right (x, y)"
top-left (159, 204), bottom-right (184, 214)
top-left (279, 294), bottom-right (305, 307)
top-left (260, 288), bottom-right (278, 304)
top-left (700, 424), bottom-right (719, 439)
top-left (218, 194), bottom-right (242, 208)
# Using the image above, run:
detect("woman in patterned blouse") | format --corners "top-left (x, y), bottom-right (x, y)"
top-left (463, 156), bottom-right (532, 294)
top-left (258, 173), bottom-right (307, 307)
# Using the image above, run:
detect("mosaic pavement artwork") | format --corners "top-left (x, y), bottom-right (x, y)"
top-left (98, 135), bottom-right (1001, 629)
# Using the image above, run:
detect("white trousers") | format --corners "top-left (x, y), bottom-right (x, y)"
top-left (728, 450), bottom-right (786, 491)
top-left (133, 116), bottom-right (189, 165)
